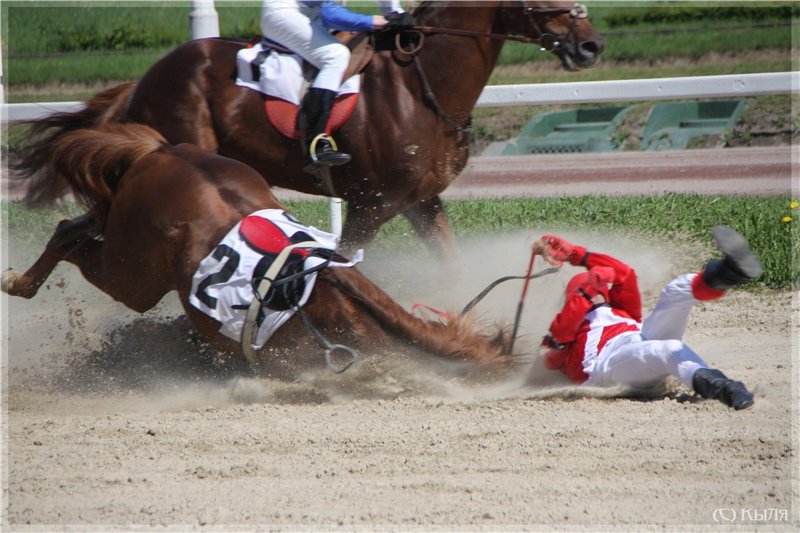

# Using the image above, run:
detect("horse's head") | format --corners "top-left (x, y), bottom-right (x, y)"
top-left (504, 1), bottom-right (605, 70)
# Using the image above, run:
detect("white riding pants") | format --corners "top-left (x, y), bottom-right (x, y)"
top-left (261, 3), bottom-right (350, 92)
top-left (584, 273), bottom-right (709, 389)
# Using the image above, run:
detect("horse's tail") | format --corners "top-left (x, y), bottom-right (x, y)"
top-left (47, 123), bottom-right (168, 225)
top-left (12, 81), bottom-right (137, 205)
top-left (325, 267), bottom-right (513, 369)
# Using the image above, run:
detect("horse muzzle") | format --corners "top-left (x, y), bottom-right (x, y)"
top-left (556, 35), bottom-right (604, 71)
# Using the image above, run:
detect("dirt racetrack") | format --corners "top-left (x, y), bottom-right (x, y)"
top-left (2, 149), bottom-right (799, 530)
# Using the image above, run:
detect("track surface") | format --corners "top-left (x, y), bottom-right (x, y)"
top-left (4, 146), bottom-right (794, 201)
top-left (446, 145), bottom-right (795, 198)
top-left (269, 146), bottom-right (795, 201)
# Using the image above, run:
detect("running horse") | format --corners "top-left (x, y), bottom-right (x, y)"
top-left (15, 1), bottom-right (604, 262)
top-left (3, 124), bottom-right (513, 379)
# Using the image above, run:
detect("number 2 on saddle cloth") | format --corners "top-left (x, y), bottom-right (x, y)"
top-left (235, 36), bottom-right (365, 140)
top-left (189, 209), bottom-right (354, 350)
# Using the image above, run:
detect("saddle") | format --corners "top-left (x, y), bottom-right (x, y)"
top-left (236, 32), bottom-right (375, 140)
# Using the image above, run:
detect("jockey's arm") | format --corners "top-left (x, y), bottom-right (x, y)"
top-left (581, 252), bottom-right (642, 322)
top-left (547, 292), bottom-right (593, 347)
top-left (320, 2), bottom-right (386, 31)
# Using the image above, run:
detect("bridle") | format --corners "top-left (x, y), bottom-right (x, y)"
top-left (398, 3), bottom-right (589, 55)
top-left (522, 3), bottom-right (589, 52)
top-left (393, 3), bottom-right (589, 137)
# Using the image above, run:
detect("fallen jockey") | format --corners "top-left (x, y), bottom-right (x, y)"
top-left (535, 226), bottom-right (762, 410)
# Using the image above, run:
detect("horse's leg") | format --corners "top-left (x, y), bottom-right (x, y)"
top-left (339, 201), bottom-right (395, 253)
top-left (2, 214), bottom-right (102, 299)
top-left (402, 195), bottom-right (459, 265)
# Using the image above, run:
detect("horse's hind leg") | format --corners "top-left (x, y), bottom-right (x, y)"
top-left (2, 214), bottom-right (101, 299)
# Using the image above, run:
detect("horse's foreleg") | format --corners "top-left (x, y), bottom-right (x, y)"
top-left (2, 214), bottom-right (101, 299)
top-left (339, 202), bottom-right (392, 254)
top-left (403, 195), bottom-right (459, 265)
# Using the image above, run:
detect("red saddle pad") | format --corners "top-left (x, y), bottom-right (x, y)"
top-left (265, 93), bottom-right (359, 140)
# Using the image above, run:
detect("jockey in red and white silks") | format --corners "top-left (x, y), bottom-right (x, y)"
top-left (536, 227), bottom-right (762, 410)
top-left (189, 209), bottom-right (362, 349)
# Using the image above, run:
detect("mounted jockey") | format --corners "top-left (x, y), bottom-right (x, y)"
top-left (261, 0), bottom-right (412, 173)
top-left (535, 226), bottom-right (762, 410)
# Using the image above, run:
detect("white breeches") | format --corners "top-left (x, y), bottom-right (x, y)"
top-left (261, 6), bottom-right (350, 91)
top-left (584, 273), bottom-right (709, 389)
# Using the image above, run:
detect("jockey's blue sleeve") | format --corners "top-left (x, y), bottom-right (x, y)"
top-left (319, 1), bottom-right (375, 32)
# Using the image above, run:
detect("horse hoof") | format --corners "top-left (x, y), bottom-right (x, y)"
top-left (1, 269), bottom-right (18, 294)
top-left (1, 269), bottom-right (34, 299)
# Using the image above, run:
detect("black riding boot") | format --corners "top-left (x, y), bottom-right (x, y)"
top-left (301, 88), bottom-right (351, 174)
top-left (702, 225), bottom-right (763, 290)
top-left (692, 368), bottom-right (755, 410)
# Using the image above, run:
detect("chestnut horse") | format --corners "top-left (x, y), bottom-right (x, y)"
top-left (15, 1), bottom-right (603, 263)
top-left (3, 124), bottom-right (512, 379)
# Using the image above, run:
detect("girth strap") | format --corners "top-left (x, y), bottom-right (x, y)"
top-left (241, 240), bottom-right (319, 367)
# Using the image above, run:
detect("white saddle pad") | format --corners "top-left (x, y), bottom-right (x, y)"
top-left (189, 209), bottom-right (363, 349)
top-left (235, 42), bottom-right (360, 106)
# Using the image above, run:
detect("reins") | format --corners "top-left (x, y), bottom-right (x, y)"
top-left (395, 4), bottom-right (588, 52)
top-left (391, 3), bottom-right (588, 136)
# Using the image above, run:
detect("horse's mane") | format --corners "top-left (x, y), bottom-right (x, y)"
top-left (48, 123), bottom-right (169, 225)
top-left (13, 81), bottom-right (137, 205)
top-left (324, 267), bottom-right (514, 374)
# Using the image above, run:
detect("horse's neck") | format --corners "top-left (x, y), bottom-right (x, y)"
top-left (414, 4), bottom-right (505, 119)
top-left (326, 269), bottom-right (503, 363)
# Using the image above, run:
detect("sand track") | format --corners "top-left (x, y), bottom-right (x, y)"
top-left (3, 228), bottom-right (797, 530)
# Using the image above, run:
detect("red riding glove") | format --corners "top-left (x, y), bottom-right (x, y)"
top-left (533, 235), bottom-right (588, 266)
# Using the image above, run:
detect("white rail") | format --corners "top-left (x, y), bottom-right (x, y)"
top-left (3, 71), bottom-right (797, 237)
top-left (3, 72), bottom-right (798, 123)
top-left (476, 71), bottom-right (799, 106)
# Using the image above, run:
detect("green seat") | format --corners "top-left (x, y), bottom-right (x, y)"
top-left (498, 106), bottom-right (632, 155)
top-left (641, 100), bottom-right (748, 150)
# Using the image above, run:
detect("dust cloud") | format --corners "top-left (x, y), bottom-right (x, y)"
top-left (4, 227), bottom-right (693, 414)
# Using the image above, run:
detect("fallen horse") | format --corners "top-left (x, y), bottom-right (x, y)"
top-left (3, 124), bottom-right (512, 380)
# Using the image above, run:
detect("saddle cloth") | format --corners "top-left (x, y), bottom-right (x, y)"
top-left (189, 209), bottom-right (363, 349)
top-left (235, 41), bottom-right (361, 106)
top-left (235, 41), bottom-right (361, 138)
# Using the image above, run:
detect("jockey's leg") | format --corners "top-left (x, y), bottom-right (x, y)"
top-left (586, 336), bottom-right (707, 390)
top-left (301, 86), bottom-right (351, 173)
top-left (641, 225), bottom-right (762, 341)
top-left (260, 8), bottom-right (351, 172)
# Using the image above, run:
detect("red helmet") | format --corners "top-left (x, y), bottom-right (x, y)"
top-left (565, 267), bottom-right (614, 301)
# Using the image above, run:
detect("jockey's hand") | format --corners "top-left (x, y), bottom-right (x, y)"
top-left (372, 15), bottom-right (389, 29)
top-left (385, 11), bottom-right (417, 29)
top-left (542, 334), bottom-right (566, 351)
top-left (533, 235), bottom-right (586, 266)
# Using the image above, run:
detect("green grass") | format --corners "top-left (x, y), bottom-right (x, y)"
top-left (2, 1), bottom-right (796, 87)
top-left (501, 22), bottom-right (795, 65)
top-left (8, 196), bottom-right (792, 289)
